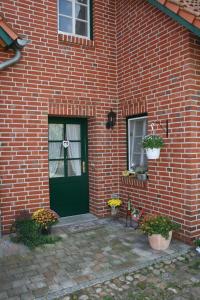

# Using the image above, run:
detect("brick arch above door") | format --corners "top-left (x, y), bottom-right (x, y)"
top-left (49, 103), bottom-right (96, 118)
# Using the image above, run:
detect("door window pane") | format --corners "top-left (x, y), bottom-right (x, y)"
top-left (49, 142), bottom-right (64, 159)
top-left (49, 160), bottom-right (64, 178)
top-left (66, 124), bottom-right (80, 140)
top-left (59, 16), bottom-right (72, 33)
top-left (59, 0), bottom-right (72, 16)
top-left (75, 20), bottom-right (87, 36)
top-left (49, 124), bottom-right (64, 141)
top-left (75, 4), bottom-right (87, 20)
top-left (68, 159), bottom-right (81, 176)
top-left (67, 142), bottom-right (81, 159)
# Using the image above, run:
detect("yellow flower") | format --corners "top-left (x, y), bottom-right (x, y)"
top-left (107, 199), bottom-right (122, 207)
top-left (32, 208), bottom-right (58, 228)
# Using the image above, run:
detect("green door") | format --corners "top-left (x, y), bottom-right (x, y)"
top-left (48, 117), bottom-right (89, 217)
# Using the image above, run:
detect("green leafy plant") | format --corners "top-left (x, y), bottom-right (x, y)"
top-left (195, 239), bottom-right (200, 247)
top-left (11, 219), bottom-right (61, 249)
top-left (142, 135), bottom-right (164, 149)
top-left (141, 215), bottom-right (180, 239)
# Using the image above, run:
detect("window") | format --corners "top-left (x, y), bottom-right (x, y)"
top-left (127, 115), bottom-right (147, 171)
top-left (58, 0), bottom-right (91, 39)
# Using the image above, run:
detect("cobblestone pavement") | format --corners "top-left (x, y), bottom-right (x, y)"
top-left (63, 251), bottom-right (200, 300)
top-left (0, 218), bottom-right (193, 300)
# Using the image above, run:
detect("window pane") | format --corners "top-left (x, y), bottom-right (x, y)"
top-left (49, 160), bottom-right (64, 178)
top-left (130, 154), bottom-right (141, 169)
top-left (135, 120), bottom-right (145, 136)
top-left (49, 142), bottom-right (64, 159)
top-left (66, 124), bottom-right (80, 140)
top-left (59, 16), bottom-right (72, 33)
top-left (75, 4), bottom-right (88, 20)
top-left (49, 124), bottom-right (64, 140)
top-left (128, 117), bottom-right (147, 171)
top-left (59, 0), bottom-right (72, 16)
top-left (75, 20), bottom-right (87, 36)
top-left (76, 0), bottom-right (88, 4)
top-left (67, 142), bottom-right (81, 159)
top-left (133, 137), bottom-right (143, 153)
top-left (68, 160), bottom-right (81, 176)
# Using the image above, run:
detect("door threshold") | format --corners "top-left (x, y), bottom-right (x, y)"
top-left (54, 213), bottom-right (98, 227)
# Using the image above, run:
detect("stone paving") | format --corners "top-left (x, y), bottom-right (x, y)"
top-left (0, 217), bottom-right (192, 300)
top-left (66, 251), bottom-right (200, 300)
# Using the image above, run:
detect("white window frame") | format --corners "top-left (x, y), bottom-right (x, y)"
top-left (128, 116), bottom-right (147, 171)
top-left (58, 0), bottom-right (91, 39)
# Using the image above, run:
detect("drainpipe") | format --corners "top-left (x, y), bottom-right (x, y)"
top-left (0, 38), bottom-right (29, 71)
top-left (0, 46), bottom-right (21, 70)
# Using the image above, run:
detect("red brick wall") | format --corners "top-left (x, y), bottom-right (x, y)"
top-left (0, 0), bottom-right (119, 232)
top-left (116, 0), bottom-right (200, 242)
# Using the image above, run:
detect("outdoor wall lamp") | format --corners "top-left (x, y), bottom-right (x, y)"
top-left (106, 109), bottom-right (116, 129)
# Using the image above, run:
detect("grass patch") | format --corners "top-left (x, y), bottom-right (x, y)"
top-left (11, 219), bottom-right (61, 249)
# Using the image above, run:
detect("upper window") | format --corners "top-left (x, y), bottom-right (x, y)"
top-left (127, 115), bottom-right (147, 171)
top-left (58, 0), bottom-right (91, 39)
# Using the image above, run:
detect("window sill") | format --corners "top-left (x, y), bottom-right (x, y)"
top-left (58, 34), bottom-right (95, 48)
top-left (121, 176), bottom-right (148, 188)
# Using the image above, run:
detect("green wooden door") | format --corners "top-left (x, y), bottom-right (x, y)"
top-left (48, 117), bottom-right (89, 217)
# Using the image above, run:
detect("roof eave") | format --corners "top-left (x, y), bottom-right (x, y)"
top-left (147, 0), bottom-right (200, 38)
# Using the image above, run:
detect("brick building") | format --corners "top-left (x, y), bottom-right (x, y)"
top-left (0, 0), bottom-right (199, 242)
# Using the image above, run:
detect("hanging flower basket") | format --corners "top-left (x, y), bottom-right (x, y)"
top-left (145, 148), bottom-right (161, 159)
top-left (142, 135), bottom-right (164, 160)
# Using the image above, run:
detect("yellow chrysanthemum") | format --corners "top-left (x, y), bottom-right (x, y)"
top-left (107, 199), bottom-right (122, 207)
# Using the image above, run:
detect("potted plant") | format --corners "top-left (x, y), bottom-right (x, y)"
top-left (107, 199), bottom-right (122, 216)
top-left (195, 239), bottom-right (200, 254)
top-left (142, 134), bottom-right (164, 159)
top-left (32, 208), bottom-right (58, 234)
top-left (141, 214), bottom-right (180, 250)
top-left (135, 166), bottom-right (148, 181)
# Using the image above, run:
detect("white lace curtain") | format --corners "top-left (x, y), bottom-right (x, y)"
top-left (66, 124), bottom-right (81, 176)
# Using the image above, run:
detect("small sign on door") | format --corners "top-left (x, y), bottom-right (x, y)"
top-left (63, 140), bottom-right (70, 148)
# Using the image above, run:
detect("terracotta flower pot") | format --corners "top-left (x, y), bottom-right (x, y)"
top-left (148, 231), bottom-right (172, 250)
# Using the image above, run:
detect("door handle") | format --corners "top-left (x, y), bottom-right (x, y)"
top-left (82, 161), bottom-right (86, 174)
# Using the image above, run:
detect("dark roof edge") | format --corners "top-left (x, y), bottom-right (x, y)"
top-left (147, 0), bottom-right (200, 38)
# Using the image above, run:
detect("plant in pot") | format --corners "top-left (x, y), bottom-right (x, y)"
top-left (107, 199), bottom-right (122, 216)
top-left (195, 239), bottom-right (200, 254)
top-left (141, 214), bottom-right (180, 250)
top-left (142, 134), bottom-right (164, 159)
top-left (32, 208), bottom-right (58, 234)
top-left (135, 166), bottom-right (148, 181)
